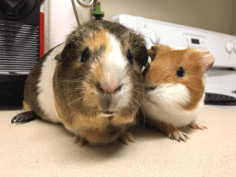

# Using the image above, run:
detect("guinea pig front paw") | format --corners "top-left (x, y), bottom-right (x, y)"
top-left (190, 121), bottom-right (207, 130)
top-left (168, 130), bottom-right (190, 142)
top-left (119, 132), bottom-right (135, 145)
top-left (11, 111), bottom-right (38, 124)
top-left (73, 135), bottom-right (86, 147)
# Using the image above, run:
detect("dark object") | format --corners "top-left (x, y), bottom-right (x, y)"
top-left (0, 0), bottom-right (41, 108)
top-left (0, 75), bottom-right (28, 107)
top-left (92, 1), bottom-right (104, 20)
top-left (127, 49), bottom-right (133, 65)
top-left (204, 92), bottom-right (236, 105)
top-left (81, 47), bottom-right (90, 63)
top-left (11, 111), bottom-right (39, 123)
top-left (176, 67), bottom-right (185, 78)
top-left (93, 13), bottom-right (104, 20)
top-left (0, 0), bottom-right (40, 25)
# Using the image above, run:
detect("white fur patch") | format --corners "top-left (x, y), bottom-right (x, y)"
top-left (103, 33), bottom-right (128, 88)
top-left (37, 43), bottom-right (65, 123)
top-left (142, 83), bottom-right (202, 127)
top-left (100, 33), bottom-right (131, 111)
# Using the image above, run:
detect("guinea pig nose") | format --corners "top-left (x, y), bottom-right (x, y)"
top-left (145, 85), bottom-right (156, 91)
top-left (96, 83), bottom-right (122, 94)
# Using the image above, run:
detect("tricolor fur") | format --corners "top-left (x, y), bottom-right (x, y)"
top-left (23, 20), bottom-right (148, 145)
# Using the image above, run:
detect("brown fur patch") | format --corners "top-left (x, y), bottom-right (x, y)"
top-left (23, 100), bottom-right (32, 111)
top-left (112, 112), bottom-right (137, 127)
top-left (148, 44), bottom-right (173, 61)
top-left (157, 122), bottom-right (179, 134)
top-left (72, 111), bottom-right (134, 144)
top-left (71, 112), bottom-right (112, 144)
top-left (82, 83), bottom-right (101, 107)
top-left (54, 96), bottom-right (73, 128)
top-left (84, 29), bottom-right (111, 53)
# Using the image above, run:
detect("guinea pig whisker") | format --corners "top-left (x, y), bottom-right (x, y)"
top-left (54, 80), bottom-right (84, 84)
top-left (64, 95), bottom-right (86, 109)
top-left (133, 82), bottom-right (150, 87)
top-left (136, 108), bottom-right (146, 128)
top-left (129, 96), bottom-right (146, 128)
top-left (57, 87), bottom-right (84, 97)
top-left (129, 120), bottom-right (136, 134)
top-left (130, 99), bottom-right (145, 131)
top-left (128, 101), bottom-right (136, 115)
top-left (133, 90), bottom-right (146, 97)
top-left (79, 65), bottom-right (101, 82)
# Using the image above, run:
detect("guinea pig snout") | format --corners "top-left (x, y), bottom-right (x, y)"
top-left (96, 83), bottom-right (122, 112)
top-left (96, 83), bottom-right (122, 95)
top-left (145, 85), bottom-right (156, 93)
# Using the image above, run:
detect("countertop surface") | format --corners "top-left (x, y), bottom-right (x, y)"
top-left (1, 106), bottom-right (236, 177)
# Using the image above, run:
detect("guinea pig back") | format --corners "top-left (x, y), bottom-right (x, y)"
top-left (53, 20), bottom-right (148, 145)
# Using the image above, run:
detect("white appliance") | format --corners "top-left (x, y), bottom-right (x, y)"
top-left (112, 14), bottom-right (236, 111)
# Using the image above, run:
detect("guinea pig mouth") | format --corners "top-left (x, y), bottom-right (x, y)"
top-left (102, 111), bottom-right (114, 114)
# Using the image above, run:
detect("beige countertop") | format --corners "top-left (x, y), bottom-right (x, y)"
top-left (1, 106), bottom-right (236, 177)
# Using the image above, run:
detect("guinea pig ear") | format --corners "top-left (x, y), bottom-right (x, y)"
top-left (196, 49), bottom-right (215, 76)
top-left (55, 53), bottom-right (62, 60)
top-left (148, 44), bottom-right (173, 61)
top-left (148, 45), bottom-right (159, 61)
top-left (137, 46), bottom-right (149, 67)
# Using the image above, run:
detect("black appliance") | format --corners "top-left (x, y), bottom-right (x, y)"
top-left (0, 0), bottom-right (41, 108)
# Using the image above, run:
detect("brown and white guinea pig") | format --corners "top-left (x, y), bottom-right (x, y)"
top-left (141, 44), bottom-right (215, 142)
top-left (11, 20), bottom-right (148, 146)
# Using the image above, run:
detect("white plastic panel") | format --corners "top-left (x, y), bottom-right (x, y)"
top-left (112, 14), bottom-right (236, 68)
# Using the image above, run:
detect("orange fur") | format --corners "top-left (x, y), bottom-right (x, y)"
top-left (84, 29), bottom-right (112, 53)
top-left (54, 91), bottom-right (73, 128)
top-left (148, 44), bottom-right (173, 61)
top-left (71, 111), bottom-right (134, 144)
top-left (23, 101), bottom-right (32, 111)
top-left (157, 122), bottom-right (180, 136)
top-left (82, 82), bottom-right (101, 107)
top-left (146, 46), bottom-right (205, 111)
top-left (111, 112), bottom-right (137, 127)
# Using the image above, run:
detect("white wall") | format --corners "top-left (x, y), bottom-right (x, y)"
top-left (44, 0), bottom-right (236, 51)
top-left (44, 0), bottom-right (92, 50)
top-left (232, 0), bottom-right (236, 36)
top-left (101, 0), bottom-right (234, 35)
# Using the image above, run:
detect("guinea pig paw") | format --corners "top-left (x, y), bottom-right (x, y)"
top-left (73, 136), bottom-right (85, 147)
top-left (11, 111), bottom-right (38, 124)
top-left (190, 121), bottom-right (207, 130)
top-left (168, 131), bottom-right (190, 142)
top-left (120, 132), bottom-right (135, 145)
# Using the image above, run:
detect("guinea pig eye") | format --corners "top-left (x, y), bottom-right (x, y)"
top-left (81, 47), bottom-right (90, 63)
top-left (127, 49), bottom-right (133, 65)
top-left (176, 67), bottom-right (185, 78)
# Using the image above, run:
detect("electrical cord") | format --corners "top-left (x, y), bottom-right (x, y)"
top-left (71, 0), bottom-right (94, 28)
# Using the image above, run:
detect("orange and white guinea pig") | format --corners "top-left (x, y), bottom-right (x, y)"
top-left (11, 20), bottom-right (148, 146)
top-left (141, 44), bottom-right (215, 142)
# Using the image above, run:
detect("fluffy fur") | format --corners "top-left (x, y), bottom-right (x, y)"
top-left (141, 44), bottom-right (214, 142)
top-left (37, 42), bottom-right (65, 123)
top-left (17, 20), bottom-right (148, 146)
